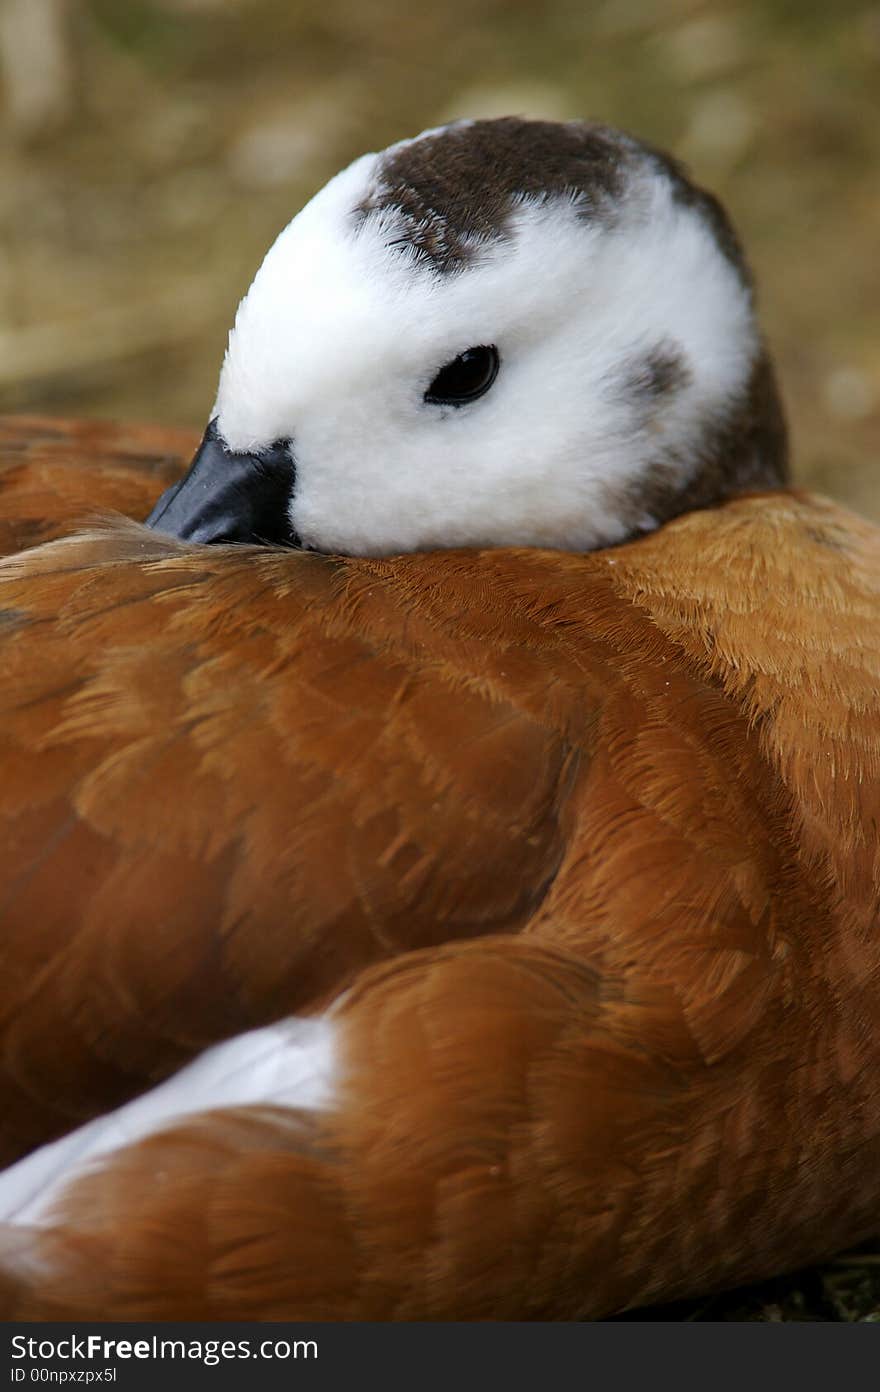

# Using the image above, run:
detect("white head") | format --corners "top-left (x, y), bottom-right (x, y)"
top-left (148, 118), bottom-right (787, 555)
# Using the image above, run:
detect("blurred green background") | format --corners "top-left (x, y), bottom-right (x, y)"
top-left (0, 0), bottom-right (878, 515)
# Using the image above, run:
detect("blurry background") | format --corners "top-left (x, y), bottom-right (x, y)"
top-left (0, 0), bottom-right (877, 513)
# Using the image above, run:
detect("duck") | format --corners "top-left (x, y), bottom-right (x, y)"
top-left (146, 116), bottom-right (786, 553)
top-left (1, 117), bottom-right (878, 1321)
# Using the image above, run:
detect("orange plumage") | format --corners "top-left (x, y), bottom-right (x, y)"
top-left (1, 415), bottom-right (879, 1319)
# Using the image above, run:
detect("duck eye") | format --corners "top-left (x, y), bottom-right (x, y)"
top-left (425, 345), bottom-right (500, 406)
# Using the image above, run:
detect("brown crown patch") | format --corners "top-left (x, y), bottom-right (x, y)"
top-left (353, 117), bottom-right (630, 273)
top-left (352, 117), bottom-right (753, 288)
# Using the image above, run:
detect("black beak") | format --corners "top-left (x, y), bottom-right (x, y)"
top-left (145, 419), bottom-right (297, 546)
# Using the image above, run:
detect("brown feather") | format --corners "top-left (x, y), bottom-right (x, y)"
top-left (1, 417), bottom-right (879, 1318)
top-left (0, 415), bottom-right (195, 558)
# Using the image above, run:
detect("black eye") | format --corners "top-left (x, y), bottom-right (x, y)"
top-left (425, 345), bottom-right (500, 406)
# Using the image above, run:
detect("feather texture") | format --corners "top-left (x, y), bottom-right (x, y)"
top-left (1, 417), bottom-right (879, 1318)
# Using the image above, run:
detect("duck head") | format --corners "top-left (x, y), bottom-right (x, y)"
top-left (146, 117), bottom-right (787, 555)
